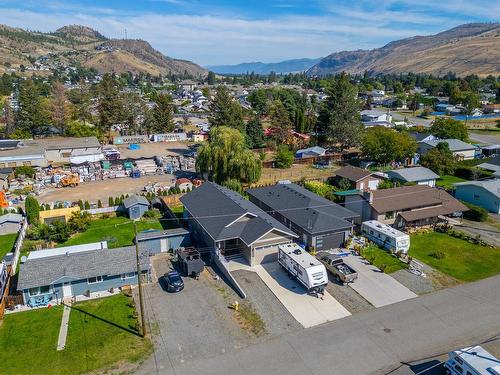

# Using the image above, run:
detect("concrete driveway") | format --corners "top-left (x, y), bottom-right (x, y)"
top-left (229, 260), bottom-right (351, 328)
top-left (343, 254), bottom-right (417, 308)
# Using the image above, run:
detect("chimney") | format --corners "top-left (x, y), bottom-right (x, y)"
top-left (368, 191), bottom-right (374, 204)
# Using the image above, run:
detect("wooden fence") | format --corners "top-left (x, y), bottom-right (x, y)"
top-left (262, 152), bottom-right (359, 169)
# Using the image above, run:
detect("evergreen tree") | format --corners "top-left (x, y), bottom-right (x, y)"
top-left (97, 74), bottom-right (123, 139)
top-left (317, 73), bottom-right (363, 150)
top-left (208, 86), bottom-right (245, 133)
top-left (17, 79), bottom-right (47, 133)
top-left (207, 71), bottom-right (216, 85)
top-left (151, 93), bottom-right (175, 133)
top-left (25, 195), bottom-right (40, 224)
top-left (267, 100), bottom-right (292, 143)
top-left (49, 82), bottom-right (71, 132)
top-left (245, 115), bottom-right (264, 148)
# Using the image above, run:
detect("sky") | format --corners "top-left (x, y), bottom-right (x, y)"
top-left (0, 0), bottom-right (497, 66)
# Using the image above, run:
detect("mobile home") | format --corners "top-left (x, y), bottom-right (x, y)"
top-left (361, 220), bottom-right (410, 254)
top-left (277, 243), bottom-right (328, 294)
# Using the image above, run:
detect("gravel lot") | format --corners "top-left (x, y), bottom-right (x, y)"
top-left (391, 262), bottom-right (460, 295)
top-left (116, 141), bottom-right (189, 159)
top-left (232, 269), bottom-right (302, 336)
top-left (325, 274), bottom-right (374, 314)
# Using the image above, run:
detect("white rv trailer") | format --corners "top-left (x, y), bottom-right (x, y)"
top-left (444, 345), bottom-right (500, 375)
top-left (361, 220), bottom-right (410, 254)
top-left (277, 243), bottom-right (328, 294)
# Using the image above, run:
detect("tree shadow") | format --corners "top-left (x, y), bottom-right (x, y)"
top-left (67, 304), bottom-right (141, 337)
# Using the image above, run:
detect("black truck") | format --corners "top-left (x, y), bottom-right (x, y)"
top-left (177, 247), bottom-right (205, 279)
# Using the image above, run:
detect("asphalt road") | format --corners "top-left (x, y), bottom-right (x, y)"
top-left (136, 275), bottom-right (500, 375)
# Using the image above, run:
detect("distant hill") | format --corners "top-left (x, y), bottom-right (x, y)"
top-left (308, 23), bottom-right (500, 77)
top-left (208, 58), bottom-right (322, 75)
top-left (0, 24), bottom-right (206, 76)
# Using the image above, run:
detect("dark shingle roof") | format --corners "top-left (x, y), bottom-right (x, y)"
top-left (123, 195), bottom-right (149, 209)
top-left (246, 183), bottom-right (358, 235)
top-left (17, 246), bottom-right (149, 290)
top-left (180, 182), bottom-right (296, 244)
top-left (335, 165), bottom-right (373, 182)
top-left (136, 228), bottom-right (189, 241)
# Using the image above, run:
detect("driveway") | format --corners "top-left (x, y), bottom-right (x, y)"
top-left (343, 254), bottom-right (417, 308)
top-left (229, 260), bottom-right (351, 328)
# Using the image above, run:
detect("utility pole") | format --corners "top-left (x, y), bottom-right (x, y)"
top-left (134, 221), bottom-right (147, 337)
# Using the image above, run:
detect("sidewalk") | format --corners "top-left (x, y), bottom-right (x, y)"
top-left (56, 301), bottom-right (72, 351)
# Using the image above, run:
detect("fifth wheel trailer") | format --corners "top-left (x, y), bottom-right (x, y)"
top-left (361, 220), bottom-right (410, 254)
top-left (277, 243), bottom-right (328, 295)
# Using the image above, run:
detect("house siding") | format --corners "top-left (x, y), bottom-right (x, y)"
top-left (455, 185), bottom-right (500, 214)
top-left (127, 204), bottom-right (149, 220)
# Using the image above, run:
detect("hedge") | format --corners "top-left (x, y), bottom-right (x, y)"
top-left (454, 166), bottom-right (492, 180)
top-left (461, 201), bottom-right (488, 222)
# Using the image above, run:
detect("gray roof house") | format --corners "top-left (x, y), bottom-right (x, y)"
top-left (387, 167), bottom-right (440, 187)
top-left (478, 155), bottom-right (500, 176)
top-left (180, 182), bottom-right (297, 266)
top-left (123, 195), bottom-right (150, 220)
top-left (136, 228), bottom-right (191, 255)
top-left (0, 213), bottom-right (23, 235)
top-left (17, 243), bottom-right (149, 307)
top-left (295, 146), bottom-right (327, 159)
top-left (454, 179), bottom-right (500, 214)
top-left (247, 183), bottom-right (359, 251)
top-left (417, 139), bottom-right (478, 160)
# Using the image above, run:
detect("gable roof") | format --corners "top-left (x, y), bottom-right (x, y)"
top-left (335, 165), bottom-right (374, 182)
top-left (454, 179), bottom-right (500, 199)
top-left (420, 138), bottom-right (477, 152)
top-left (17, 246), bottom-right (149, 290)
top-left (478, 155), bottom-right (500, 172)
top-left (409, 132), bottom-right (435, 142)
top-left (387, 167), bottom-right (439, 182)
top-left (180, 182), bottom-right (296, 245)
top-left (123, 195), bottom-right (149, 209)
top-left (367, 185), bottom-right (467, 214)
top-left (246, 183), bottom-right (358, 235)
top-left (296, 146), bottom-right (326, 155)
top-left (0, 213), bottom-right (23, 225)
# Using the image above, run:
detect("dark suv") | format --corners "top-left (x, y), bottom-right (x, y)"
top-left (164, 271), bottom-right (184, 292)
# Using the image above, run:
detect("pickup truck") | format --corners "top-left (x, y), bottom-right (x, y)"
top-left (320, 254), bottom-right (358, 284)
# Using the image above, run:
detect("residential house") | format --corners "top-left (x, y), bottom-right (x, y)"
top-left (0, 213), bottom-right (23, 235)
top-left (17, 242), bottom-right (149, 306)
top-left (454, 179), bottom-right (500, 214)
top-left (344, 185), bottom-right (468, 229)
top-left (180, 182), bottom-right (297, 266)
top-left (247, 183), bottom-right (358, 251)
top-left (136, 228), bottom-right (191, 255)
top-left (175, 178), bottom-right (193, 192)
top-left (483, 103), bottom-right (500, 114)
top-left (417, 139), bottom-right (478, 160)
top-left (387, 167), bottom-right (439, 187)
top-left (123, 195), bottom-right (150, 220)
top-left (361, 109), bottom-right (392, 123)
top-left (295, 146), bottom-right (326, 159)
top-left (479, 155), bottom-right (500, 176)
top-left (178, 80), bottom-right (198, 91)
top-left (408, 132), bottom-right (438, 143)
top-left (335, 165), bottom-right (384, 191)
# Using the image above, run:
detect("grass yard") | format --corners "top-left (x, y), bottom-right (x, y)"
top-left (409, 232), bottom-right (500, 282)
top-left (436, 175), bottom-right (467, 190)
top-left (0, 294), bottom-right (152, 375)
top-left (360, 245), bottom-right (408, 274)
top-left (0, 233), bottom-right (18, 259)
top-left (59, 216), bottom-right (162, 249)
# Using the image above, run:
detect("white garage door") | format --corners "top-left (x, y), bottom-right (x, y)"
top-left (253, 243), bottom-right (284, 265)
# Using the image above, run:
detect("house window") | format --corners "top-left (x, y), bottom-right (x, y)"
top-left (87, 276), bottom-right (103, 284)
top-left (121, 272), bottom-right (135, 280)
top-left (22, 161), bottom-right (32, 166)
top-left (473, 194), bottom-right (480, 200)
top-left (385, 211), bottom-right (395, 219)
top-left (28, 285), bottom-right (51, 296)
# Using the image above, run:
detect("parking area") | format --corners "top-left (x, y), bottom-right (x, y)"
top-left (342, 254), bottom-right (417, 308)
top-left (228, 260), bottom-right (351, 328)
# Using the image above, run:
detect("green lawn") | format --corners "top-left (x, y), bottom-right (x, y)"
top-left (436, 175), bottom-right (467, 190)
top-left (59, 216), bottom-right (162, 249)
top-left (0, 294), bottom-right (152, 375)
top-left (0, 233), bottom-right (18, 259)
top-left (409, 232), bottom-right (500, 282)
top-left (360, 245), bottom-right (408, 274)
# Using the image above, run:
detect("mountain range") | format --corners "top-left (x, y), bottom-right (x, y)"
top-left (307, 23), bottom-right (500, 77)
top-left (207, 58), bottom-right (322, 75)
top-left (0, 24), bottom-right (206, 76)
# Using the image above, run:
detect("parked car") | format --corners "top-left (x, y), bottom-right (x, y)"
top-left (320, 254), bottom-right (358, 284)
top-left (164, 271), bottom-right (184, 292)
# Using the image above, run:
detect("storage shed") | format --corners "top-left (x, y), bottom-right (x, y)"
top-left (123, 195), bottom-right (150, 220)
top-left (136, 228), bottom-right (191, 255)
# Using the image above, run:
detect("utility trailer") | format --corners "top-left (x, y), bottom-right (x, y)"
top-left (278, 243), bottom-right (328, 296)
top-left (176, 247), bottom-right (204, 279)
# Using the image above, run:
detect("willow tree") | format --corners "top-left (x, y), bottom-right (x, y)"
top-left (196, 126), bottom-right (261, 184)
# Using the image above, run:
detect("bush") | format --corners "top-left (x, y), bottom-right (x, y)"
top-left (15, 166), bottom-right (36, 178)
top-left (143, 209), bottom-right (161, 219)
top-left (461, 201), bottom-right (488, 222)
top-left (25, 195), bottom-right (40, 224)
top-left (303, 180), bottom-right (336, 198)
top-left (429, 251), bottom-right (446, 259)
top-left (223, 179), bottom-right (243, 194)
top-left (454, 166), bottom-right (492, 180)
top-left (275, 145), bottom-right (294, 169)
